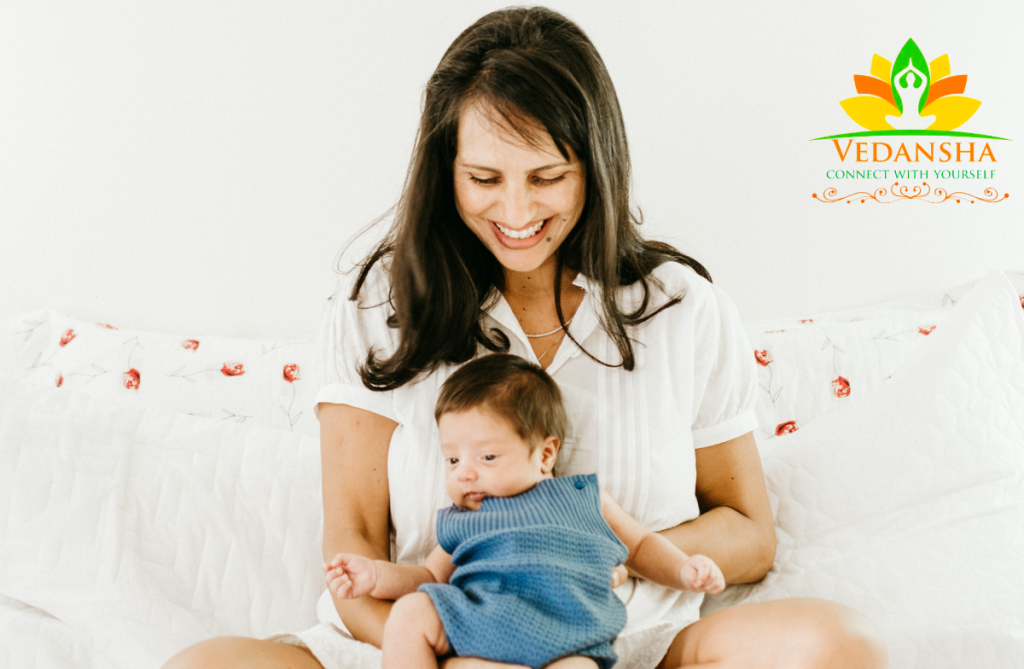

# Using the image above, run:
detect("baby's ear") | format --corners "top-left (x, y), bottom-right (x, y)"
top-left (539, 435), bottom-right (560, 473)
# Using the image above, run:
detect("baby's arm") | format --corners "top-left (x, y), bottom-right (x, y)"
top-left (599, 491), bottom-right (724, 595)
top-left (325, 543), bottom-right (457, 601)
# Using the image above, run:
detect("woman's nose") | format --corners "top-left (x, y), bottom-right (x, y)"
top-left (498, 181), bottom-right (533, 227)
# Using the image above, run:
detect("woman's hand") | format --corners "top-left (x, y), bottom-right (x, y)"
top-left (324, 553), bottom-right (379, 599)
top-left (678, 554), bottom-right (725, 595)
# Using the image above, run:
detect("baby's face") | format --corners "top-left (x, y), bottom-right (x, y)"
top-left (438, 405), bottom-right (557, 510)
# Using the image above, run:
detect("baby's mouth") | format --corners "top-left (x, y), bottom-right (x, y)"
top-left (464, 491), bottom-right (486, 502)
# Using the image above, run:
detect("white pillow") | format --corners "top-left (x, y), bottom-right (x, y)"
top-left (743, 269), bottom-right (1024, 445)
top-left (7, 309), bottom-right (318, 437)
top-left (702, 269), bottom-right (1024, 668)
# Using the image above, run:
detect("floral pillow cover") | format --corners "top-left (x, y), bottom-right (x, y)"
top-left (8, 309), bottom-right (318, 438)
top-left (8, 271), bottom-right (1023, 447)
top-left (745, 269), bottom-right (1024, 445)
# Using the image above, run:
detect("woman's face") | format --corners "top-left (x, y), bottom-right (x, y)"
top-left (453, 102), bottom-right (586, 276)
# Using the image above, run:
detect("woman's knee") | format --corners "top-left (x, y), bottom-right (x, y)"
top-left (792, 599), bottom-right (888, 669)
top-left (160, 636), bottom-right (322, 669)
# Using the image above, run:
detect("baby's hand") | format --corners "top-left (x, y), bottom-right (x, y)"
top-left (323, 553), bottom-right (378, 599)
top-left (611, 564), bottom-right (629, 588)
top-left (678, 554), bottom-right (725, 595)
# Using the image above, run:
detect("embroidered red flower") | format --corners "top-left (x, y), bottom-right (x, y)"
top-left (754, 350), bottom-right (773, 366)
top-left (221, 362), bottom-right (245, 376)
top-left (59, 329), bottom-right (76, 347)
top-left (800, 318), bottom-right (814, 324)
top-left (55, 373), bottom-right (64, 388)
top-left (1019, 295), bottom-right (1023, 309)
top-left (832, 375), bottom-right (851, 398)
top-left (181, 339), bottom-right (200, 351)
top-left (919, 325), bottom-right (936, 335)
top-left (283, 363), bottom-right (301, 383)
top-left (95, 322), bottom-right (118, 330)
top-left (123, 369), bottom-right (141, 390)
top-left (775, 421), bottom-right (798, 435)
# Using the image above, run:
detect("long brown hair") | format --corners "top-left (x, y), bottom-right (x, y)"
top-left (343, 6), bottom-right (710, 391)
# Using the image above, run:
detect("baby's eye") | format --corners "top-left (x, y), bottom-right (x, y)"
top-left (447, 457), bottom-right (459, 466)
top-left (483, 454), bottom-right (497, 461)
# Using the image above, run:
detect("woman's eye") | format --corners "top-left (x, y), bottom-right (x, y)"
top-left (468, 175), bottom-right (565, 186)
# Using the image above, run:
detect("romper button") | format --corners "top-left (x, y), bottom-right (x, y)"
top-left (574, 479), bottom-right (586, 489)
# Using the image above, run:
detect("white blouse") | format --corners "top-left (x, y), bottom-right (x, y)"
top-left (309, 257), bottom-right (760, 668)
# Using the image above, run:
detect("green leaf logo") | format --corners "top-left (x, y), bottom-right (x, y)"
top-left (890, 38), bottom-right (931, 114)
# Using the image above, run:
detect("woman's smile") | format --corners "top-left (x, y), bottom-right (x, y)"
top-left (489, 215), bottom-right (554, 249)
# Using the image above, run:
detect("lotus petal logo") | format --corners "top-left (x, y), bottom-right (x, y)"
top-left (810, 38), bottom-right (1010, 204)
top-left (840, 38), bottom-right (980, 132)
top-left (814, 38), bottom-right (1007, 141)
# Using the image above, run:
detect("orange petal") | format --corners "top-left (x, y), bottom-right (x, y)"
top-left (840, 96), bottom-right (899, 131)
top-left (925, 75), bottom-right (967, 107)
top-left (853, 75), bottom-right (896, 106)
top-left (921, 96), bottom-right (982, 131)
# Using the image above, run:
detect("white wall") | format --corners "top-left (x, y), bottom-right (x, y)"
top-left (2, 0), bottom-right (1022, 375)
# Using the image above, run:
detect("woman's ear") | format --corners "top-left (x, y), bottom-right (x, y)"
top-left (539, 436), bottom-right (560, 474)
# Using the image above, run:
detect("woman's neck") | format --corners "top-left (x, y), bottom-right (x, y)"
top-left (501, 258), bottom-right (579, 303)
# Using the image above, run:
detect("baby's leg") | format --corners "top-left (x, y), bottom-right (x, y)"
top-left (382, 592), bottom-right (450, 669)
top-left (546, 657), bottom-right (599, 668)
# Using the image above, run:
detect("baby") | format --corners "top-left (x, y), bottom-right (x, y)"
top-left (323, 353), bottom-right (725, 669)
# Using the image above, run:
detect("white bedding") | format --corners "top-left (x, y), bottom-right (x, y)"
top-left (0, 383), bottom-right (325, 668)
top-left (703, 269), bottom-right (1024, 667)
top-left (2, 270), bottom-right (1024, 668)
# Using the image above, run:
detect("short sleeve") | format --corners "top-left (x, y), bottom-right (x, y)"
top-left (311, 262), bottom-right (400, 424)
top-left (689, 279), bottom-right (760, 449)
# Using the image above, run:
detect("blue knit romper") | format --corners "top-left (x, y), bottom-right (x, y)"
top-left (418, 473), bottom-right (629, 669)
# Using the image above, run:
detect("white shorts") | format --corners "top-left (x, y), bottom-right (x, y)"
top-left (265, 579), bottom-right (702, 669)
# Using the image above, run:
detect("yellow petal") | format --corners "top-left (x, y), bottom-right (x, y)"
top-left (929, 54), bottom-right (951, 82)
top-left (921, 96), bottom-right (982, 131)
top-left (840, 96), bottom-right (900, 131)
top-left (870, 54), bottom-right (892, 82)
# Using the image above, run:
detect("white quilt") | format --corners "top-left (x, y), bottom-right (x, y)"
top-left (702, 269), bottom-right (1024, 667)
top-left (0, 383), bottom-right (326, 668)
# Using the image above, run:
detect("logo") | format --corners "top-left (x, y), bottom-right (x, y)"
top-left (812, 39), bottom-right (1009, 204)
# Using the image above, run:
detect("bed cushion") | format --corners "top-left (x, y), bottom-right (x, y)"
top-left (701, 269), bottom-right (1024, 668)
top-left (7, 308), bottom-right (318, 437)
top-left (0, 377), bottom-right (324, 668)
top-left (744, 269), bottom-right (1024, 445)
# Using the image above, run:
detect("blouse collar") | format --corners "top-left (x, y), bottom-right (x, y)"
top-left (482, 270), bottom-right (598, 374)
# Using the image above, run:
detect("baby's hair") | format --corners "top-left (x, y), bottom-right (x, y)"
top-left (435, 353), bottom-right (567, 450)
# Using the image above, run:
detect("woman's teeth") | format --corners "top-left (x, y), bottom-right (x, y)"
top-left (495, 218), bottom-right (547, 239)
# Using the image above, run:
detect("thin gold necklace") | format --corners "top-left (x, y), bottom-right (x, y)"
top-left (535, 331), bottom-right (567, 364)
top-left (529, 289), bottom-right (582, 364)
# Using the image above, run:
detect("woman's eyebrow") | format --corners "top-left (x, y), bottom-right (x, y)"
top-left (458, 161), bottom-right (569, 173)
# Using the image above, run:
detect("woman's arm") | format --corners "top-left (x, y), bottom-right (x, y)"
top-left (320, 401), bottom-right (398, 648)
top-left (655, 431), bottom-right (776, 584)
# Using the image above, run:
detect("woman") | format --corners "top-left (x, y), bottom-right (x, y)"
top-left (164, 7), bottom-right (887, 669)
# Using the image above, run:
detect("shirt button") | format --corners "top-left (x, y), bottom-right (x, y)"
top-left (574, 479), bottom-right (586, 489)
